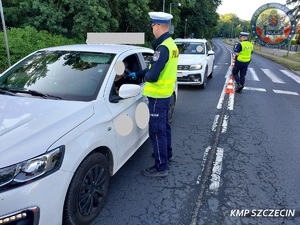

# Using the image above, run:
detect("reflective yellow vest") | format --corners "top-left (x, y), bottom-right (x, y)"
top-left (143, 38), bottom-right (179, 98)
top-left (237, 41), bottom-right (253, 62)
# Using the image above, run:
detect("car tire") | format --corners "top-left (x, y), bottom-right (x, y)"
top-left (200, 68), bottom-right (208, 89)
top-left (168, 93), bottom-right (176, 124)
top-left (63, 152), bottom-right (110, 225)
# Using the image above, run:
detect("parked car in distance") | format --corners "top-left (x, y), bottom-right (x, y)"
top-left (0, 43), bottom-right (177, 225)
top-left (174, 38), bottom-right (215, 89)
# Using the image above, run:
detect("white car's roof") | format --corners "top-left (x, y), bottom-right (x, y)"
top-left (41, 44), bottom-right (150, 54)
top-left (175, 38), bottom-right (207, 43)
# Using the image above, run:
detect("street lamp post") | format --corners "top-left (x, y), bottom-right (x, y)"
top-left (163, 0), bottom-right (165, 12)
top-left (170, 2), bottom-right (181, 15)
top-left (0, 0), bottom-right (11, 67)
top-left (184, 18), bottom-right (187, 38)
top-left (169, 2), bottom-right (181, 34)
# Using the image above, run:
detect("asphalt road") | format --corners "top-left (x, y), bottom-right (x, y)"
top-left (90, 38), bottom-right (300, 225)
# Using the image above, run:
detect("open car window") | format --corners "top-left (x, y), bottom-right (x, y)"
top-left (110, 53), bottom-right (144, 100)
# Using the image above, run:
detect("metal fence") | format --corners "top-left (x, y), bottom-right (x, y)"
top-left (280, 45), bottom-right (300, 52)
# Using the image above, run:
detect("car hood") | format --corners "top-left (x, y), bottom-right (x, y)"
top-left (0, 96), bottom-right (94, 168)
top-left (178, 54), bottom-right (206, 65)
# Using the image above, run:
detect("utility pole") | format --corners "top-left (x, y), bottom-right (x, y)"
top-left (0, 0), bottom-right (11, 67)
top-left (184, 19), bottom-right (187, 38)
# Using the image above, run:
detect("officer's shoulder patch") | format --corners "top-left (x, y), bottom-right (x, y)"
top-left (153, 51), bottom-right (160, 61)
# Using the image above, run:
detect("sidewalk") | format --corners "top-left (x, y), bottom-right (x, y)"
top-left (253, 46), bottom-right (300, 75)
top-left (259, 46), bottom-right (298, 57)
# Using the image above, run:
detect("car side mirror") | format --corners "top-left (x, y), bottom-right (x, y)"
top-left (208, 50), bottom-right (215, 56)
top-left (119, 84), bottom-right (141, 99)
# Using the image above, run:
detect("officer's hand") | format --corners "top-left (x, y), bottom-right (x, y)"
top-left (128, 72), bottom-right (137, 80)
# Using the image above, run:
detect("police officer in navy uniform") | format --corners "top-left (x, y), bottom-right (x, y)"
top-left (128, 12), bottom-right (179, 177)
top-left (232, 32), bottom-right (254, 93)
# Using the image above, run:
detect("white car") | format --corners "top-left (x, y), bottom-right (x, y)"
top-left (174, 38), bottom-right (215, 88)
top-left (0, 44), bottom-right (177, 225)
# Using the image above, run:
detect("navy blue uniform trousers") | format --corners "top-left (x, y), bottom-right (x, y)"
top-left (232, 60), bottom-right (250, 86)
top-left (148, 97), bottom-right (172, 171)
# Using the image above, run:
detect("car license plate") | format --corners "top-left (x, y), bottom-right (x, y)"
top-left (177, 72), bottom-right (183, 77)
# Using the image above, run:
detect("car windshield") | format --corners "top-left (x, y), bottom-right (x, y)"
top-left (0, 51), bottom-right (115, 101)
top-left (176, 42), bottom-right (205, 55)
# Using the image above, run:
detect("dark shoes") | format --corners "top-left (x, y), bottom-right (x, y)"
top-left (144, 153), bottom-right (172, 177)
top-left (151, 153), bottom-right (174, 162)
top-left (142, 166), bottom-right (168, 177)
top-left (168, 156), bottom-right (174, 162)
top-left (236, 84), bottom-right (244, 93)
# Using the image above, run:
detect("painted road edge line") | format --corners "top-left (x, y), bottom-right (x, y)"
top-left (209, 147), bottom-right (224, 192)
top-left (196, 146), bottom-right (211, 185)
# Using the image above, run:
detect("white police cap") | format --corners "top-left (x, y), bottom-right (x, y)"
top-left (148, 12), bottom-right (173, 24)
top-left (240, 32), bottom-right (249, 37)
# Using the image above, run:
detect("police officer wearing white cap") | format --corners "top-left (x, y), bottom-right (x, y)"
top-left (128, 12), bottom-right (179, 177)
top-left (232, 32), bottom-right (254, 93)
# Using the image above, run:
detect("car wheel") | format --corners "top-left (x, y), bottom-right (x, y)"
top-left (168, 93), bottom-right (176, 124)
top-left (200, 68), bottom-right (208, 89)
top-left (63, 153), bottom-right (110, 225)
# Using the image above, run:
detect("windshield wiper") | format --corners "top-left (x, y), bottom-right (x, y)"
top-left (10, 89), bottom-right (61, 99)
top-left (0, 87), bottom-right (18, 96)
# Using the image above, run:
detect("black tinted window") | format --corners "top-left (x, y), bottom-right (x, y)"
top-left (175, 42), bottom-right (205, 54)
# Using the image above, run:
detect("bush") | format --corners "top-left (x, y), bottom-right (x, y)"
top-left (0, 26), bottom-right (82, 72)
top-left (290, 39), bottom-right (297, 45)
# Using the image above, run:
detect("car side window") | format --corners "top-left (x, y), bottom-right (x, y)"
top-left (142, 53), bottom-right (153, 69)
top-left (110, 54), bottom-right (143, 99)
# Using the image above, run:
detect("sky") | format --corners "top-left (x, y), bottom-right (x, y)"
top-left (217, 0), bottom-right (288, 20)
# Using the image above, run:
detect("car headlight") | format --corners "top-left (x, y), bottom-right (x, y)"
top-left (189, 64), bottom-right (202, 70)
top-left (0, 146), bottom-right (64, 192)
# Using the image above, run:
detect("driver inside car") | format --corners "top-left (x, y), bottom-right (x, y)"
top-left (114, 62), bottom-right (131, 95)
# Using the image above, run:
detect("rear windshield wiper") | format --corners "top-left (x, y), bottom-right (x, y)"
top-left (10, 89), bottom-right (61, 99)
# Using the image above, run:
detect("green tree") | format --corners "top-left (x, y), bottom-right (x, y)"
top-left (0, 26), bottom-right (77, 71)
top-left (1, 0), bottom-right (222, 43)
top-left (109, 0), bottom-right (152, 43)
top-left (286, 0), bottom-right (300, 20)
top-left (179, 0), bottom-right (221, 39)
top-left (2, 0), bottom-right (118, 40)
top-left (216, 14), bottom-right (250, 38)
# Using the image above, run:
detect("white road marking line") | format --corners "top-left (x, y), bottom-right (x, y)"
top-left (273, 90), bottom-right (299, 95)
top-left (209, 147), bottom-right (224, 192)
top-left (221, 115), bottom-right (229, 133)
top-left (228, 93), bottom-right (234, 110)
top-left (280, 70), bottom-right (300, 84)
top-left (248, 68), bottom-right (260, 81)
top-left (212, 115), bottom-right (220, 132)
top-left (196, 147), bottom-right (211, 185)
top-left (218, 67), bottom-right (234, 109)
top-left (217, 88), bottom-right (226, 109)
top-left (217, 77), bottom-right (229, 109)
top-left (225, 66), bottom-right (232, 78)
top-left (243, 87), bottom-right (266, 92)
top-left (262, 69), bottom-right (285, 83)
